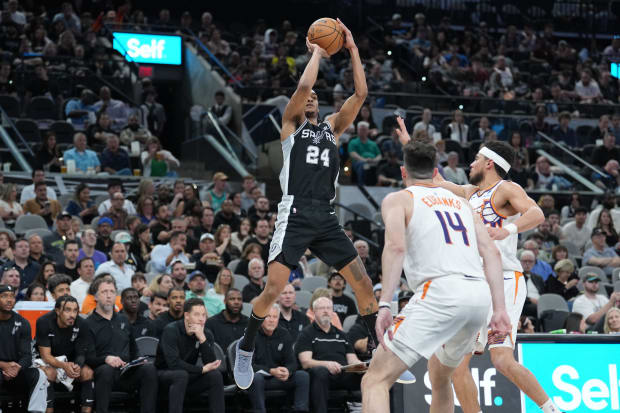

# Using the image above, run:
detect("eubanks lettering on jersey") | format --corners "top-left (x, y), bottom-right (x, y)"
top-left (421, 195), bottom-right (463, 210)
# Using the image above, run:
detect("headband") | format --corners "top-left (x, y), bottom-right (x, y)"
top-left (479, 147), bottom-right (511, 173)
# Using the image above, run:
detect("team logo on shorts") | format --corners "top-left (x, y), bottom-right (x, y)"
top-left (270, 242), bottom-right (279, 254)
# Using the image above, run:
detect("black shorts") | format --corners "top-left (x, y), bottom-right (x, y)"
top-left (268, 196), bottom-right (357, 271)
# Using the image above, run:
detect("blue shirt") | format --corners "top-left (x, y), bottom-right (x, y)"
top-left (78, 249), bottom-right (108, 269)
top-left (532, 259), bottom-right (555, 281)
top-left (63, 148), bottom-right (100, 172)
top-left (150, 243), bottom-right (190, 274)
top-left (583, 246), bottom-right (618, 277)
top-left (64, 99), bottom-right (96, 127)
top-left (99, 148), bottom-right (130, 172)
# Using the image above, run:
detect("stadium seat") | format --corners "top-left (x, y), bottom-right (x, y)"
top-left (444, 139), bottom-right (464, 162)
top-left (241, 302), bottom-right (253, 317)
top-left (233, 274), bottom-right (249, 291)
top-left (539, 310), bottom-right (570, 332)
top-left (537, 294), bottom-right (569, 320)
top-left (211, 342), bottom-right (231, 380)
top-left (26, 96), bottom-right (58, 120)
top-left (227, 258), bottom-right (240, 272)
top-left (301, 276), bottom-right (327, 292)
top-left (578, 266), bottom-right (607, 282)
top-left (561, 241), bottom-right (581, 257)
top-left (612, 268), bottom-right (620, 283)
top-left (15, 118), bottom-right (41, 143)
top-left (0, 218), bottom-right (4, 228)
top-left (342, 315), bottom-right (357, 333)
top-left (0, 94), bottom-right (20, 117)
top-left (295, 290), bottom-right (312, 310)
top-left (24, 228), bottom-right (52, 240)
top-left (135, 336), bottom-right (159, 358)
top-left (50, 121), bottom-right (76, 144)
top-left (14, 215), bottom-right (48, 234)
top-left (614, 280), bottom-right (620, 292)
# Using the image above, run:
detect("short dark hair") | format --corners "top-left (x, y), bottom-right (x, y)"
top-left (547, 209), bottom-right (560, 217)
top-left (14, 238), bottom-right (28, 246)
top-left (151, 292), bottom-right (167, 303)
top-left (183, 297), bottom-right (205, 313)
top-left (32, 169), bottom-right (44, 178)
top-left (167, 286), bottom-right (186, 299)
top-left (89, 273), bottom-right (116, 295)
top-left (77, 257), bottom-right (94, 269)
top-left (107, 179), bottom-right (122, 190)
top-left (215, 90), bottom-right (225, 97)
top-left (121, 287), bottom-right (139, 300)
top-left (225, 288), bottom-right (241, 299)
top-left (34, 181), bottom-right (46, 189)
top-left (480, 141), bottom-right (515, 178)
top-left (575, 206), bottom-right (588, 214)
top-left (403, 141), bottom-right (437, 178)
top-left (48, 274), bottom-right (72, 294)
top-left (169, 231), bottom-right (185, 241)
top-left (64, 239), bottom-right (79, 250)
top-left (131, 272), bottom-right (146, 283)
top-left (54, 294), bottom-right (79, 311)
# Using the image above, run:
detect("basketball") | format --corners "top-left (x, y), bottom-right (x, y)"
top-left (307, 18), bottom-right (344, 55)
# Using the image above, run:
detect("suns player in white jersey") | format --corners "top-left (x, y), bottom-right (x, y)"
top-left (395, 117), bottom-right (561, 413)
top-left (361, 141), bottom-right (511, 413)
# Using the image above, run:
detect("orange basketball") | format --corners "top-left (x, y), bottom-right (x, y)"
top-left (307, 18), bottom-right (344, 56)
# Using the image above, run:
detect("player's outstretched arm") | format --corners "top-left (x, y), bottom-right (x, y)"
top-left (327, 19), bottom-right (367, 139)
top-left (471, 207), bottom-right (511, 335)
top-left (376, 191), bottom-right (409, 349)
top-left (488, 182), bottom-right (545, 241)
top-left (281, 39), bottom-right (329, 140)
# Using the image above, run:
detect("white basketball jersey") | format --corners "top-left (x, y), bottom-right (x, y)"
top-left (402, 184), bottom-right (485, 290)
top-left (468, 180), bottom-right (522, 273)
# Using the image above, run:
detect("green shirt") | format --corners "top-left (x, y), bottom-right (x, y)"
top-left (348, 137), bottom-right (380, 159)
top-left (185, 291), bottom-right (225, 317)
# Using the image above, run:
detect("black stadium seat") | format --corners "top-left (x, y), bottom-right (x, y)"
top-left (15, 118), bottom-right (41, 143)
top-left (26, 96), bottom-right (58, 120)
top-left (50, 120), bottom-right (76, 144)
top-left (0, 94), bottom-right (20, 117)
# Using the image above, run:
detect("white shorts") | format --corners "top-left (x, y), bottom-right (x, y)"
top-left (385, 274), bottom-right (491, 369)
top-left (474, 270), bottom-right (525, 353)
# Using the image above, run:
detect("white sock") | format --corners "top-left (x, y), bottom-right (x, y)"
top-left (541, 399), bottom-right (561, 413)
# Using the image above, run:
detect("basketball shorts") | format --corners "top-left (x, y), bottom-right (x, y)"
top-left (385, 275), bottom-right (491, 369)
top-left (473, 270), bottom-right (525, 353)
top-left (268, 195), bottom-right (358, 271)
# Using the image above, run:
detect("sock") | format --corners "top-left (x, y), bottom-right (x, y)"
top-left (240, 311), bottom-right (265, 352)
top-left (540, 399), bottom-right (561, 413)
top-left (80, 380), bottom-right (94, 407)
top-left (361, 312), bottom-right (379, 349)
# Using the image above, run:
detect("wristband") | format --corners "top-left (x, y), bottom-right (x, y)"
top-left (504, 223), bottom-right (518, 235)
top-left (378, 301), bottom-right (391, 309)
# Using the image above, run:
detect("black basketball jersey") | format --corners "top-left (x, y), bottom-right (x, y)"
top-left (279, 119), bottom-right (339, 201)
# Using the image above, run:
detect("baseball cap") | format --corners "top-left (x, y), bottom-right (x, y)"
top-left (373, 283), bottom-right (382, 293)
top-left (200, 233), bottom-right (215, 242)
top-left (0, 284), bottom-right (14, 294)
top-left (98, 217), bottom-right (114, 227)
top-left (591, 228), bottom-right (605, 237)
top-left (58, 211), bottom-right (72, 219)
top-left (581, 272), bottom-right (601, 283)
top-left (398, 290), bottom-right (413, 302)
top-left (114, 231), bottom-right (132, 244)
top-left (188, 270), bottom-right (206, 281)
top-left (213, 172), bottom-right (228, 181)
top-left (328, 272), bottom-right (344, 282)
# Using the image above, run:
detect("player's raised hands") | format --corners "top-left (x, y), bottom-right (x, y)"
top-left (306, 37), bottom-right (330, 59)
top-left (489, 309), bottom-right (512, 338)
top-left (395, 116), bottom-right (411, 146)
top-left (375, 307), bottom-right (394, 351)
top-left (336, 18), bottom-right (356, 50)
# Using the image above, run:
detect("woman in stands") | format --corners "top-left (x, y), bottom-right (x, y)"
top-left (129, 224), bottom-right (152, 273)
top-left (561, 192), bottom-right (583, 220)
top-left (509, 131), bottom-right (529, 168)
top-left (149, 273), bottom-right (174, 297)
top-left (66, 183), bottom-right (97, 224)
top-left (137, 196), bottom-right (156, 225)
top-left (604, 307), bottom-right (620, 334)
top-left (545, 259), bottom-right (579, 301)
top-left (354, 104), bottom-right (379, 137)
top-left (25, 283), bottom-right (46, 301)
top-left (35, 132), bottom-right (61, 172)
top-left (32, 261), bottom-right (56, 300)
top-left (214, 224), bottom-right (238, 264)
top-left (596, 209), bottom-right (619, 248)
top-left (447, 109), bottom-right (469, 145)
top-left (549, 244), bottom-right (569, 269)
top-left (231, 218), bottom-right (251, 252)
top-left (0, 184), bottom-right (23, 227)
top-left (0, 229), bottom-right (14, 264)
top-left (207, 267), bottom-right (234, 303)
top-left (234, 243), bottom-right (262, 277)
top-left (141, 136), bottom-right (180, 177)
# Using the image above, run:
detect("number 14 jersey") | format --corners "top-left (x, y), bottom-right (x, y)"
top-left (280, 119), bottom-right (339, 202)
top-left (402, 184), bottom-right (485, 290)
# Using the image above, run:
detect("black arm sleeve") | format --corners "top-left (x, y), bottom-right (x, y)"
top-left (160, 326), bottom-right (202, 374)
top-left (18, 322), bottom-right (33, 369)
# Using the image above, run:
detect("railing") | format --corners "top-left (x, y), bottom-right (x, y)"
top-left (0, 107), bottom-right (33, 173)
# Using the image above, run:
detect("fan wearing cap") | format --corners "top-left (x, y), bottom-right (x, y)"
top-left (185, 270), bottom-right (224, 318)
top-left (572, 272), bottom-right (620, 328)
top-left (94, 217), bottom-right (114, 257)
top-left (0, 284), bottom-right (50, 411)
top-left (583, 227), bottom-right (620, 279)
top-left (328, 272), bottom-right (357, 324)
top-left (191, 233), bottom-right (222, 284)
top-left (203, 172), bottom-right (229, 213)
top-left (23, 181), bottom-right (62, 226)
top-left (42, 210), bottom-right (77, 260)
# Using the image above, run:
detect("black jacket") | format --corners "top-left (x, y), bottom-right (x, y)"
top-left (84, 311), bottom-right (136, 367)
top-left (155, 320), bottom-right (216, 375)
top-left (253, 326), bottom-right (296, 375)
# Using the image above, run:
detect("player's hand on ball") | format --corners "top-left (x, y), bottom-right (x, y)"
top-left (487, 226), bottom-right (509, 241)
top-left (490, 309), bottom-right (512, 337)
top-left (376, 307), bottom-right (394, 351)
top-left (395, 116), bottom-right (411, 146)
top-left (336, 18), bottom-right (355, 49)
top-left (306, 37), bottom-right (329, 58)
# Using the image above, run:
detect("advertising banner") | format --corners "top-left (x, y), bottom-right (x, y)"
top-left (112, 32), bottom-right (182, 65)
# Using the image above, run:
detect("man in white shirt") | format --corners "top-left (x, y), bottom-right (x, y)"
top-left (572, 272), bottom-right (620, 328)
top-left (559, 207), bottom-right (591, 253)
top-left (97, 179), bottom-right (136, 216)
top-left (150, 231), bottom-right (190, 274)
top-left (574, 69), bottom-right (603, 103)
top-left (413, 108), bottom-right (436, 138)
top-left (70, 257), bottom-right (95, 307)
top-left (95, 242), bottom-right (135, 292)
top-left (19, 169), bottom-right (57, 204)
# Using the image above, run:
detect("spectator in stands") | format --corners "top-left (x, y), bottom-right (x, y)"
top-left (206, 267), bottom-right (233, 303)
top-left (65, 88), bottom-right (97, 128)
top-left (305, 288), bottom-right (341, 329)
top-left (545, 259), bottom-right (579, 301)
top-left (586, 193), bottom-right (620, 231)
top-left (604, 307), bottom-right (620, 334)
top-left (154, 286), bottom-right (186, 337)
top-left (66, 183), bottom-right (97, 225)
top-left (239, 175), bottom-right (257, 212)
top-left (0, 229), bottom-right (14, 264)
top-left (377, 150), bottom-right (403, 187)
top-left (101, 192), bottom-right (128, 230)
top-left (141, 90), bottom-right (166, 137)
top-left (119, 113), bottom-right (151, 147)
top-left (191, 233), bottom-right (223, 283)
top-left (10, 238), bottom-right (40, 289)
top-left (94, 217), bottom-right (113, 256)
top-left (610, 113), bottom-right (620, 145)
top-left (592, 160), bottom-right (620, 191)
top-left (381, 127), bottom-right (403, 161)
top-left (93, 86), bottom-right (130, 132)
top-left (592, 132), bottom-right (620, 168)
top-left (446, 109), bottom-right (468, 145)
top-left (23, 182), bottom-right (62, 227)
top-left (149, 274), bottom-right (174, 298)
top-left (348, 122), bottom-right (381, 184)
top-left (532, 156), bottom-right (569, 191)
top-left (0, 184), bottom-right (22, 226)
top-left (148, 293), bottom-right (168, 321)
top-left (328, 272), bottom-right (357, 324)
top-left (235, 243), bottom-right (263, 277)
top-left (203, 172), bottom-right (229, 213)
top-left (573, 272), bottom-right (620, 328)
top-left (0, 284), bottom-right (48, 411)
top-left (1, 266), bottom-right (21, 300)
top-left (84, 276), bottom-right (158, 413)
top-left (354, 240), bottom-right (378, 284)
top-left (28, 234), bottom-right (50, 265)
top-left (597, 209), bottom-right (619, 248)
top-left (523, 239), bottom-right (554, 281)
top-left (0, 63), bottom-right (16, 95)
top-left (413, 108), bottom-right (436, 139)
top-left (575, 69), bottom-right (603, 103)
top-left (141, 137), bottom-right (179, 177)
top-left (583, 228), bottom-right (620, 280)
top-left (78, 228), bottom-right (106, 269)
top-left (243, 219), bottom-right (271, 264)
top-left (34, 133), bottom-right (62, 173)
top-left (155, 297), bottom-right (224, 413)
top-left (151, 231), bottom-right (190, 274)
top-left (186, 270), bottom-right (224, 317)
top-left (551, 111), bottom-right (577, 148)
top-left (561, 193), bottom-right (583, 221)
top-left (354, 104), bottom-right (379, 138)
top-left (531, 104), bottom-right (552, 136)
top-left (25, 64), bottom-right (58, 101)
top-left (231, 218), bottom-right (252, 252)
top-left (25, 283), bottom-right (45, 301)
top-left (535, 219), bottom-right (560, 251)
top-left (248, 303), bottom-right (309, 413)
top-left (560, 207), bottom-right (591, 252)
top-left (210, 90), bottom-right (233, 128)
top-left (63, 133), bottom-right (101, 173)
top-left (277, 283), bottom-right (309, 341)
top-left (213, 200), bottom-right (240, 232)
top-left (128, 224), bottom-right (151, 273)
top-left (470, 116), bottom-right (491, 142)
top-left (206, 288), bottom-right (247, 351)
top-left (98, 180), bottom-right (137, 216)
top-left (247, 196), bottom-right (270, 227)
top-left (70, 257), bottom-right (95, 307)
top-left (20, 169), bottom-right (57, 204)
top-left (100, 134), bottom-right (131, 175)
top-left (242, 258), bottom-right (265, 303)
top-left (95, 242), bottom-right (135, 292)
top-left (443, 151), bottom-right (468, 185)
top-left (87, 113), bottom-right (115, 149)
top-left (397, 290), bottom-right (413, 313)
top-left (119, 288), bottom-right (155, 339)
top-left (297, 296), bottom-right (363, 413)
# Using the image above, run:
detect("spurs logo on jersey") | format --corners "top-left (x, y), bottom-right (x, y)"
top-left (469, 180), bottom-right (522, 273)
top-left (300, 127), bottom-right (336, 145)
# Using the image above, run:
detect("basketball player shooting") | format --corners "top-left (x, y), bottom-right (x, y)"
top-left (234, 19), bottom-right (381, 390)
top-left (361, 141), bottom-right (511, 413)
top-left (395, 117), bottom-right (562, 413)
